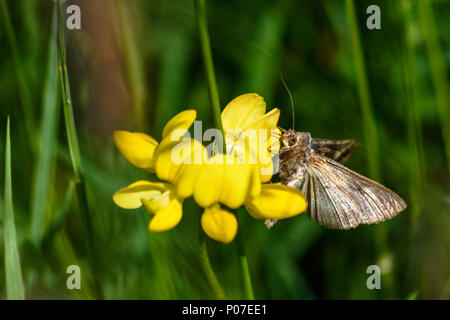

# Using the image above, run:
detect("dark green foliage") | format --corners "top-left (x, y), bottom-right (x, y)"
top-left (0, 0), bottom-right (448, 299)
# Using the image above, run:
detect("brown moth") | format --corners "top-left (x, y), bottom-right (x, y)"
top-left (266, 129), bottom-right (407, 229)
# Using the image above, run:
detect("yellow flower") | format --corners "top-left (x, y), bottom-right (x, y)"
top-left (201, 204), bottom-right (238, 244)
top-left (188, 153), bottom-right (306, 243)
top-left (113, 181), bottom-right (182, 232)
top-left (155, 137), bottom-right (208, 198)
top-left (112, 99), bottom-right (307, 243)
top-left (221, 93), bottom-right (281, 182)
top-left (244, 183), bottom-right (307, 220)
top-left (189, 154), bottom-right (260, 243)
top-left (113, 109), bottom-right (197, 172)
top-left (113, 131), bottom-right (158, 172)
top-left (221, 93), bottom-right (280, 132)
top-left (112, 110), bottom-right (197, 232)
top-left (193, 154), bottom-right (261, 209)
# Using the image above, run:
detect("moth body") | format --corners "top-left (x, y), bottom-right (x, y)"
top-left (269, 129), bottom-right (407, 230)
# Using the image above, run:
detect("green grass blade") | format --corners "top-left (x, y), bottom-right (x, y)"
top-left (56, 1), bottom-right (101, 297)
top-left (30, 5), bottom-right (60, 244)
top-left (42, 181), bottom-right (75, 249)
top-left (3, 118), bottom-right (25, 300)
top-left (0, 0), bottom-right (35, 145)
top-left (57, 2), bottom-right (83, 181)
top-left (239, 2), bottom-right (288, 101)
top-left (194, 0), bottom-right (223, 135)
top-left (400, 0), bottom-right (427, 233)
top-left (345, 0), bottom-right (380, 181)
top-left (115, 0), bottom-right (147, 131)
top-left (345, 0), bottom-right (390, 292)
top-left (418, 0), bottom-right (450, 173)
top-left (235, 212), bottom-right (254, 300)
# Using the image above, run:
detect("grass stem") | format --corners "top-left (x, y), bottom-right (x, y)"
top-left (418, 0), bottom-right (450, 173)
top-left (30, 5), bottom-right (60, 244)
top-left (345, 0), bottom-right (380, 181)
top-left (236, 211), bottom-right (255, 300)
top-left (56, 1), bottom-right (102, 298)
top-left (199, 235), bottom-right (226, 299)
top-left (3, 118), bottom-right (25, 300)
top-left (0, 0), bottom-right (35, 147)
top-left (193, 0), bottom-right (223, 137)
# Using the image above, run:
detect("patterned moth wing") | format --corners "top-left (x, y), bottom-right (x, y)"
top-left (311, 138), bottom-right (359, 164)
top-left (270, 130), bottom-right (407, 229)
top-left (300, 153), bottom-right (407, 229)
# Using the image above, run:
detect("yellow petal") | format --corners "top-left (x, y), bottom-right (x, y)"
top-left (113, 131), bottom-right (158, 171)
top-left (248, 164), bottom-right (262, 199)
top-left (141, 190), bottom-right (171, 213)
top-left (193, 155), bottom-right (260, 209)
top-left (162, 109), bottom-right (197, 139)
top-left (245, 183), bottom-right (307, 220)
top-left (155, 140), bottom-right (183, 183)
top-left (221, 93), bottom-right (266, 131)
top-left (224, 126), bottom-right (279, 180)
top-left (226, 129), bottom-right (259, 162)
top-left (174, 162), bottom-right (203, 198)
top-left (113, 180), bottom-right (169, 209)
top-left (225, 131), bottom-right (273, 184)
top-left (148, 197), bottom-right (183, 232)
top-left (252, 125), bottom-right (281, 164)
top-left (155, 138), bottom-right (206, 185)
top-left (247, 108), bottom-right (280, 131)
top-left (201, 204), bottom-right (238, 244)
top-left (220, 163), bottom-right (255, 208)
top-left (268, 127), bottom-right (281, 155)
top-left (193, 155), bottom-right (225, 207)
top-left (259, 156), bottom-right (273, 183)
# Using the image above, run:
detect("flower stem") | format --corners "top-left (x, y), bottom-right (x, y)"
top-left (193, 0), bottom-right (226, 299)
top-left (236, 210), bottom-right (255, 300)
top-left (199, 235), bottom-right (226, 299)
top-left (193, 0), bottom-right (254, 299)
top-left (193, 0), bottom-right (223, 135)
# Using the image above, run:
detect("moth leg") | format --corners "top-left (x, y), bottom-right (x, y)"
top-left (277, 126), bottom-right (287, 134)
top-left (265, 219), bottom-right (278, 229)
top-left (281, 149), bottom-right (301, 163)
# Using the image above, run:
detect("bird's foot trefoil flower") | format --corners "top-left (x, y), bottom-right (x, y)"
top-left (112, 94), bottom-right (307, 243)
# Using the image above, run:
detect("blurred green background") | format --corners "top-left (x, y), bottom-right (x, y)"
top-left (0, 0), bottom-right (449, 299)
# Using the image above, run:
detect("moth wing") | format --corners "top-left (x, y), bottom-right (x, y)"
top-left (311, 138), bottom-right (358, 164)
top-left (302, 154), bottom-right (407, 229)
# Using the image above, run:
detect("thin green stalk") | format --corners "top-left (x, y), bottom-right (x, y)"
top-left (345, 0), bottom-right (380, 181)
top-left (199, 236), bottom-right (226, 299)
top-left (42, 181), bottom-right (75, 249)
top-left (57, 3), bottom-right (83, 182)
top-left (418, 0), bottom-right (450, 173)
top-left (400, 0), bottom-right (426, 234)
top-left (0, 0), bottom-right (35, 147)
top-left (193, 0), bottom-right (254, 300)
top-left (236, 211), bottom-right (255, 300)
top-left (240, 2), bottom-right (288, 101)
top-left (56, 1), bottom-right (90, 228)
top-left (30, 5), bottom-right (60, 244)
top-left (193, 0), bottom-right (223, 135)
top-left (115, 0), bottom-right (147, 131)
top-left (56, 1), bottom-right (103, 298)
top-left (345, 0), bottom-right (390, 293)
top-left (3, 118), bottom-right (25, 300)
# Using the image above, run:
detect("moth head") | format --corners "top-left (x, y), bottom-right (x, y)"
top-left (281, 130), bottom-right (311, 150)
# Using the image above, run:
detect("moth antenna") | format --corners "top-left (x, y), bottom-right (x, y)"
top-left (280, 73), bottom-right (295, 129)
top-left (277, 126), bottom-right (287, 133)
